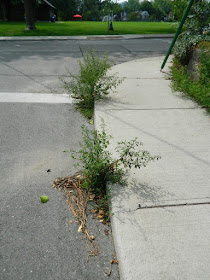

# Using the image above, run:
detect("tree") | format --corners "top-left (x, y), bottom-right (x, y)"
top-left (171, 0), bottom-right (188, 21)
top-left (172, 0), bottom-right (210, 24)
top-left (23, 0), bottom-right (36, 29)
top-left (173, 0), bottom-right (210, 63)
top-left (50, 0), bottom-right (78, 20)
top-left (80, 0), bottom-right (102, 21)
top-left (101, 1), bottom-right (123, 20)
top-left (152, 0), bottom-right (172, 20)
top-left (124, 0), bottom-right (140, 13)
top-left (0, 0), bottom-right (8, 21)
top-left (127, 11), bottom-right (138, 21)
top-left (139, 0), bottom-right (154, 15)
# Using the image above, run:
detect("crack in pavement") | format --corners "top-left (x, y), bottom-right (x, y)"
top-left (0, 61), bottom-right (57, 93)
top-left (107, 111), bottom-right (210, 167)
top-left (112, 201), bottom-right (210, 215)
top-left (135, 201), bottom-right (210, 211)
top-left (99, 107), bottom-right (198, 111)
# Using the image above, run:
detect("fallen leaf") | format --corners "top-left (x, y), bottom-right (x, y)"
top-left (110, 260), bottom-right (118, 264)
top-left (89, 194), bottom-right (95, 201)
top-left (89, 235), bottom-right (95, 240)
top-left (40, 196), bottom-right (49, 203)
top-left (104, 229), bottom-right (109, 236)
top-left (98, 209), bottom-right (105, 215)
top-left (69, 220), bottom-right (73, 224)
top-left (105, 270), bottom-right (111, 276)
top-left (97, 214), bottom-right (103, 219)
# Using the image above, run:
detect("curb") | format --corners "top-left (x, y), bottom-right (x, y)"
top-left (0, 34), bottom-right (174, 41)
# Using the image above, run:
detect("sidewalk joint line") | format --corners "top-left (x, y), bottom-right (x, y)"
top-left (0, 74), bottom-right (70, 77)
top-left (0, 61), bottom-right (56, 93)
top-left (135, 201), bottom-right (210, 211)
top-left (120, 45), bottom-right (132, 53)
top-left (100, 107), bottom-right (198, 111)
top-left (125, 77), bottom-right (166, 80)
top-left (108, 111), bottom-right (210, 166)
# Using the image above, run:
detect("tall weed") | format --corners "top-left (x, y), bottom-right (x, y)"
top-left (63, 50), bottom-right (123, 109)
top-left (71, 122), bottom-right (160, 194)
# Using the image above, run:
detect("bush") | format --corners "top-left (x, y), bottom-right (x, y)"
top-left (199, 42), bottom-right (210, 85)
top-left (71, 122), bottom-right (160, 194)
top-left (173, 0), bottom-right (210, 64)
top-left (173, 33), bottom-right (202, 64)
top-left (63, 50), bottom-right (123, 109)
top-left (171, 42), bottom-right (210, 112)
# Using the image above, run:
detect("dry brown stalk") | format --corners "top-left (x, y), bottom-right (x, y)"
top-left (52, 173), bottom-right (99, 256)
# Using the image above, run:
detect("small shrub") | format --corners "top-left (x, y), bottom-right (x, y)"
top-left (63, 50), bottom-right (123, 110)
top-left (170, 48), bottom-right (210, 112)
top-left (198, 42), bottom-right (210, 85)
top-left (71, 122), bottom-right (161, 194)
top-left (173, 33), bottom-right (202, 64)
top-left (173, 0), bottom-right (210, 64)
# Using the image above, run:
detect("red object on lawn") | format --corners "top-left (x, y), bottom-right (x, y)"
top-left (73, 14), bottom-right (82, 21)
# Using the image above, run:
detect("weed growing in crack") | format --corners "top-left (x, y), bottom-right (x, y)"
top-left (53, 123), bottom-right (160, 256)
top-left (63, 50), bottom-right (123, 118)
top-left (71, 121), bottom-right (161, 195)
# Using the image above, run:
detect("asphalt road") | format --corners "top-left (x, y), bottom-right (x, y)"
top-left (0, 103), bottom-right (119, 280)
top-left (0, 38), bottom-right (172, 93)
top-left (0, 38), bottom-right (172, 280)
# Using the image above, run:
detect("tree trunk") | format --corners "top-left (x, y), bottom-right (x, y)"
top-left (0, 1), bottom-right (7, 21)
top-left (23, 0), bottom-right (36, 30)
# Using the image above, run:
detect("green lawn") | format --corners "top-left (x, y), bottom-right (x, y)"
top-left (0, 21), bottom-right (177, 36)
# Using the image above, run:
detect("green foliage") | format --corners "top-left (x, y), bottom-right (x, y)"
top-left (171, 43), bottom-right (210, 112)
top-left (127, 11), bottom-right (139, 21)
top-left (198, 42), bottom-right (210, 85)
top-left (115, 138), bottom-right (160, 169)
top-left (71, 122), bottom-right (160, 194)
top-left (80, 0), bottom-right (102, 21)
top-left (50, 0), bottom-right (78, 20)
top-left (139, 1), bottom-right (154, 15)
top-left (173, 34), bottom-right (202, 64)
top-left (78, 107), bottom-right (94, 120)
top-left (112, 2), bottom-right (123, 18)
top-left (171, 0), bottom-right (188, 21)
top-left (63, 50), bottom-right (123, 109)
top-left (152, 0), bottom-right (172, 20)
top-left (173, 0), bottom-right (210, 63)
top-left (124, 0), bottom-right (140, 13)
top-left (121, 0), bottom-right (172, 21)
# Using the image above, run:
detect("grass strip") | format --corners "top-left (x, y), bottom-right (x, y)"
top-left (0, 21), bottom-right (177, 36)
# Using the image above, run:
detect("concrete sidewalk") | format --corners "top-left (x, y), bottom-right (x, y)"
top-left (0, 34), bottom-right (174, 41)
top-left (95, 57), bottom-right (210, 280)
